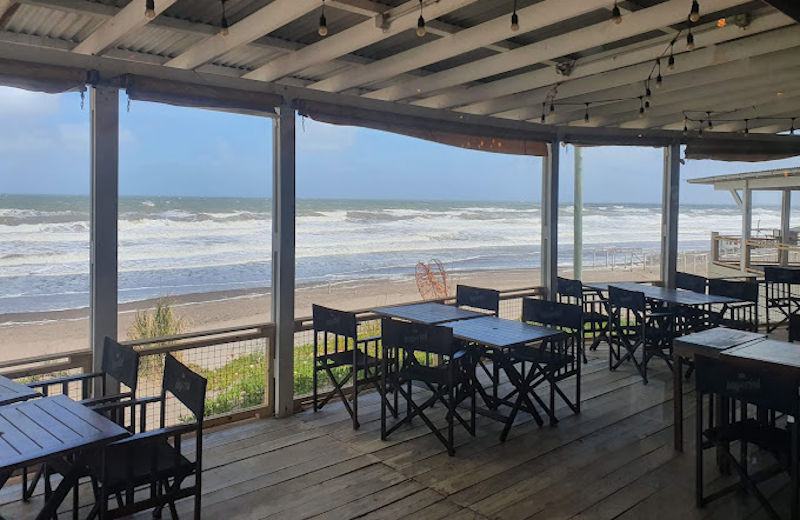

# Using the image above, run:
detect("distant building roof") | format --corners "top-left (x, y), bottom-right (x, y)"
top-left (688, 167), bottom-right (800, 190)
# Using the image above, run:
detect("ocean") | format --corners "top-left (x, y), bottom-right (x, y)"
top-left (0, 194), bottom-right (787, 314)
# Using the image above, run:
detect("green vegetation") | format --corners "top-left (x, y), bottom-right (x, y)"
top-left (201, 352), bottom-right (267, 416)
top-left (127, 299), bottom-right (187, 374)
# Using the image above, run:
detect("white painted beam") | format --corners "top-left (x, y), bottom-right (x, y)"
top-left (73, 0), bottom-right (176, 55)
top-left (359, 0), bottom-right (752, 102)
top-left (309, 0), bottom-right (611, 93)
top-left (661, 143), bottom-right (680, 289)
top-left (272, 104), bottom-right (296, 417)
top-left (541, 141), bottom-right (560, 300)
top-left (165, 0), bottom-right (318, 70)
top-left (491, 22), bottom-right (800, 122)
top-left (548, 58), bottom-right (800, 127)
top-left (243, 0), bottom-right (477, 83)
top-left (423, 9), bottom-right (791, 112)
top-left (90, 85), bottom-right (118, 381)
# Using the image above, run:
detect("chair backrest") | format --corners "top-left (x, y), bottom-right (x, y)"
top-left (456, 285), bottom-right (499, 315)
top-left (381, 318), bottom-right (454, 356)
top-left (764, 266), bottom-right (800, 284)
top-left (676, 272), bottom-right (707, 293)
top-left (102, 337), bottom-right (140, 393)
top-left (556, 277), bottom-right (583, 302)
top-left (790, 315), bottom-right (800, 343)
top-left (522, 298), bottom-right (582, 331)
top-left (608, 286), bottom-right (646, 313)
top-left (161, 354), bottom-right (207, 425)
top-left (708, 278), bottom-right (759, 303)
top-left (312, 304), bottom-right (357, 338)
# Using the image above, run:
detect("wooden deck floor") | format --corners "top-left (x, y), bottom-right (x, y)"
top-left (2, 346), bottom-right (795, 519)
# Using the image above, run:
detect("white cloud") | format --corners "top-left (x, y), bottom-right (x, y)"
top-left (0, 87), bottom-right (60, 118)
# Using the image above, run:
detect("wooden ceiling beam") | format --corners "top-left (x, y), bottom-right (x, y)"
top-left (242, 0), bottom-right (478, 83)
top-left (72, 0), bottom-right (176, 55)
top-left (307, 0), bottom-right (611, 94)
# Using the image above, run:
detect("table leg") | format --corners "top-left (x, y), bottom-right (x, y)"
top-left (36, 456), bottom-right (83, 520)
top-left (674, 354), bottom-right (683, 451)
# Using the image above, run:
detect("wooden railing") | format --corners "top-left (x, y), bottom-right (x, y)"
top-left (711, 232), bottom-right (800, 273)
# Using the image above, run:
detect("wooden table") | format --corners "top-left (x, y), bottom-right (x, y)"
top-left (672, 327), bottom-right (766, 451)
top-left (449, 316), bottom-right (565, 440)
top-left (0, 394), bottom-right (130, 520)
top-left (0, 374), bottom-right (40, 406)
top-left (373, 302), bottom-right (487, 325)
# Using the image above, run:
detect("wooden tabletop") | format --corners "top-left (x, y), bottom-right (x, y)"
top-left (0, 394), bottom-right (130, 472)
top-left (722, 339), bottom-right (800, 377)
top-left (449, 316), bottom-right (564, 349)
top-left (373, 302), bottom-right (487, 325)
top-left (673, 327), bottom-right (766, 359)
top-left (0, 374), bottom-right (40, 406)
top-left (586, 282), bottom-right (740, 306)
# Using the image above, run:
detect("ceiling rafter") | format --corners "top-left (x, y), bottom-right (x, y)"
top-left (72, 0), bottom-right (177, 56)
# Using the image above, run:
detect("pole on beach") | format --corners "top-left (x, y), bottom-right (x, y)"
top-left (573, 146), bottom-right (583, 280)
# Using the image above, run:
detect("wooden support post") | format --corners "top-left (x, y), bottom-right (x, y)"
top-left (573, 146), bottom-right (583, 280)
top-left (272, 103), bottom-right (296, 417)
top-left (661, 142), bottom-right (680, 289)
top-left (541, 141), bottom-right (560, 300)
top-left (90, 85), bottom-right (118, 381)
top-left (741, 184), bottom-right (752, 272)
top-left (781, 189), bottom-right (791, 266)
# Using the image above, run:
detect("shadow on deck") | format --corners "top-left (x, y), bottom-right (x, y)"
top-left (1, 345), bottom-right (794, 519)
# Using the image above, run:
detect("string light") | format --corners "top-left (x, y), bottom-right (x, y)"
top-left (686, 28), bottom-right (695, 50)
top-left (511, 0), bottom-right (519, 31)
top-left (744, 118), bottom-right (749, 134)
top-left (145, 0), bottom-right (155, 18)
top-left (668, 41), bottom-right (676, 70)
top-left (549, 102), bottom-right (555, 113)
top-left (611, 1), bottom-right (622, 24)
top-left (639, 96), bottom-right (645, 117)
top-left (683, 117), bottom-right (689, 134)
top-left (689, 0), bottom-right (700, 23)
top-left (792, 118), bottom-right (796, 135)
top-left (655, 59), bottom-right (663, 88)
top-left (683, 111), bottom-right (800, 135)
top-left (220, 0), bottom-right (229, 36)
top-left (416, 0), bottom-right (426, 37)
top-left (707, 112), bottom-right (713, 129)
top-left (541, 102), bottom-right (546, 123)
top-left (645, 82), bottom-right (652, 99)
top-left (318, 0), bottom-right (328, 36)
top-left (584, 103), bottom-right (590, 123)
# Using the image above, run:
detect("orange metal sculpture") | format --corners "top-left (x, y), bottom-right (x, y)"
top-left (415, 259), bottom-right (449, 300)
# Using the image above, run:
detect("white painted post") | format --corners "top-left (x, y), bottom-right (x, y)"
top-left (661, 142), bottom-right (680, 289)
top-left (90, 85), bottom-right (119, 379)
top-left (272, 103), bottom-right (296, 417)
top-left (541, 141), bottom-right (560, 299)
top-left (573, 146), bottom-right (583, 280)
top-left (781, 189), bottom-right (791, 266)
top-left (741, 183), bottom-right (752, 272)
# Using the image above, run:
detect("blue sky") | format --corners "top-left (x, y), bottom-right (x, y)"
top-left (1, 86), bottom-right (799, 204)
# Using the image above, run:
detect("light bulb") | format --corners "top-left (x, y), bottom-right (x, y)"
top-left (220, 16), bottom-right (229, 36)
top-left (511, 12), bottom-right (519, 31)
top-left (686, 32), bottom-right (695, 51)
top-left (611, 3), bottom-right (622, 24)
top-left (668, 54), bottom-right (675, 70)
top-left (656, 74), bottom-right (663, 88)
top-left (689, 0), bottom-right (700, 23)
top-left (417, 15), bottom-right (426, 37)
top-left (145, 0), bottom-right (155, 18)
top-left (318, 13), bottom-right (328, 36)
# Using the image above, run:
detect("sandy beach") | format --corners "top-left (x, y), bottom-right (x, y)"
top-left (0, 265), bottom-right (668, 364)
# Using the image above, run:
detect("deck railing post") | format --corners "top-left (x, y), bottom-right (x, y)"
top-left (741, 183), bottom-right (752, 272)
top-left (272, 103), bottom-right (296, 417)
top-left (90, 84), bottom-right (119, 394)
top-left (573, 146), bottom-right (583, 280)
top-left (661, 142), bottom-right (680, 290)
top-left (541, 140), bottom-right (560, 300)
top-left (781, 188), bottom-right (791, 266)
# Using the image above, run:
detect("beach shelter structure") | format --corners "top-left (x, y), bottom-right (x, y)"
top-left (689, 166), bottom-right (800, 273)
top-left (1, 0), bottom-right (800, 415)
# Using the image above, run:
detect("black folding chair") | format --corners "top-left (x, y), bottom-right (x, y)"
top-left (695, 355), bottom-right (800, 519)
top-left (87, 354), bottom-right (207, 520)
top-left (312, 304), bottom-right (391, 429)
top-left (22, 337), bottom-right (140, 502)
top-left (608, 286), bottom-right (675, 384)
top-left (557, 276), bottom-right (608, 358)
top-left (519, 298), bottom-right (581, 419)
top-left (709, 278), bottom-right (759, 332)
top-left (456, 284), bottom-right (501, 402)
top-left (765, 266), bottom-right (800, 332)
top-left (675, 272), bottom-right (711, 335)
top-left (380, 318), bottom-right (475, 456)
top-left (676, 272), bottom-right (708, 293)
